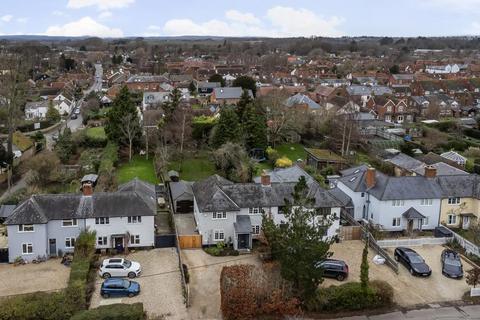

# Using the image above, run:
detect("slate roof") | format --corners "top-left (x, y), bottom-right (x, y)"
top-left (252, 165), bottom-right (315, 185)
top-left (5, 179), bottom-right (156, 225)
top-left (170, 181), bottom-right (194, 201)
top-left (413, 162), bottom-right (467, 176)
top-left (0, 205), bottom-right (16, 219)
top-left (384, 153), bottom-right (424, 172)
top-left (213, 87), bottom-right (253, 99)
top-left (402, 207), bottom-right (426, 219)
top-left (234, 215), bottom-right (252, 234)
top-left (285, 93), bottom-right (321, 110)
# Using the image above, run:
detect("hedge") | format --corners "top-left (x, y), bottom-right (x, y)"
top-left (70, 303), bottom-right (145, 320)
top-left (308, 280), bottom-right (394, 312)
top-left (98, 142), bottom-right (119, 174)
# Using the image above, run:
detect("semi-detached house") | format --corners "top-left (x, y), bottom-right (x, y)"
top-left (192, 170), bottom-right (349, 250)
top-left (5, 178), bottom-right (156, 263)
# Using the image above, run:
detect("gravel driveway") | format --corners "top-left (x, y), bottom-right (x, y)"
top-left (181, 249), bottom-right (261, 319)
top-left (89, 248), bottom-right (188, 320)
top-left (326, 241), bottom-right (472, 306)
top-left (0, 259), bottom-right (69, 297)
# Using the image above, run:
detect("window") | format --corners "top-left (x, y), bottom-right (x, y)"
top-left (95, 217), bottom-right (110, 225)
top-left (18, 224), bottom-right (34, 232)
top-left (214, 230), bottom-right (225, 241)
top-left (397, 115), bottom-right (404, 122)
top-left (97, 236), bottom-right (108, 246)
top-left (130, 235), bottom-right (140, 244)
top-left (349, 176), bottom-right (357, 182)
top-left (65, 237), bottom-right (76, 248)
top-left (448, 197), bottom-right (461, 205)
top-left (252, 225), bottom-right (260, 235)
top-left (22, 243), bottom-right (33, 254)
top-left (392, 218), bottom-right (401, 227)
top-left (422, 217), bottom-right (429, 226)
top-left (62, 219), bottom-right (77, 227)
top-left (128, 216), bottom-right (142, 224)
top-left (248, 207), bottom-right (261, 215)
top-left (361, 192), bottom-right (365, 198)
top-left (212, 211), bottom-right (227, 220)
top-left (420, 199), bottom-right (432, 206)
top-left (392, 200), bottom-right (405, 207)
top-left (319, 207), bottom-right (331, 216)
top-left (447, 214), bottom-right (457, 225)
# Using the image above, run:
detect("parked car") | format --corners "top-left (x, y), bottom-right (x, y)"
top-left (441, 249), bottom-right (463, 279)
top-left (315, 259), bottom-right (349, 281)
top-left (394, 247), bottom-right (432, 277)
top-left (101, 278), bottom-right (140, 298)
top-left (70, 114), bottom-right (78, 120)
top-left (74, 108), bottom-right (81, 114)
top-left (98, 258), bottom-right (142, 279)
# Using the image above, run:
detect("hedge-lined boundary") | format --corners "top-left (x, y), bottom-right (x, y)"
top-left (70, 303), bottom-right (145, 320)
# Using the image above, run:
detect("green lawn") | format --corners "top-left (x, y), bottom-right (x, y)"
top-left (86, 126), bottom-right (106, 139)
top-left (168, 152), bottom-right (216, 181)
top-left (276, 143), bottom-right (307, 162)
top-left (117, 155), bottom-right (158, 184)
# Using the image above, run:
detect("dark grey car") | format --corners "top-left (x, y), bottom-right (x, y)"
top-left (441, 249), bottom-right (463, 279)
top-left (394, 247), bottom-right (432, 277)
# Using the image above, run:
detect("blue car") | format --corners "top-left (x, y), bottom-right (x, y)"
top-left (101, 278), bottom-right (140, 298)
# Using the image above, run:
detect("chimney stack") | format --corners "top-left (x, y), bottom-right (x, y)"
top-left (365, 167), bottom-right (376, 189)
top-left (424, 165), bottom-right (437, 178)
top-left (261, 170), bottom-right (271, 187)
top-left (82, 182), bottom-right (94, 196)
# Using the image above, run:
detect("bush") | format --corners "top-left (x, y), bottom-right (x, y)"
top-left (464, 128), bottom-right (480, 140)
top-left (98, 142), bottom-right (119, 174)
top-left (275, 156), bottom-right (293, 168)
top-left (70, 303), bottom-right (145, 320)
top-left (266, 146), bottom-right (279, 163)
top-left (308, 281), bottom-right (393, 312)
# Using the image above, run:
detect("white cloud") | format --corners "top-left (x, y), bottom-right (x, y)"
top-left (67, 0), bottom-right (135, 10)
top-left (45, 17), bottom-right (123, 37)
top-left (1, 15), bottom-right (13, 22)
top-left (225, 10), bottom-right (260, 26)
top-left (160, 7), bottom-right (344, 37)
top-left (98, 11), bottom-right (112, 19)
top-left (52, 10), bottom-right (65, 16)
top-left (148, 25), bottom-right (161, 30)
top-left (16, 17), bottom-right (28, 23)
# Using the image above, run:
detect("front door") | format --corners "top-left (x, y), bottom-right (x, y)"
top-left (238, 234), bottom-right (250, 250)
top-left (114, 237), bottom-right (124, 251)
top-left (407, 220), bottom-right (413, 234)
top-left (49, 239), bottom-right (57, 257)
top-left (463, 216), bottom-right (471, 230)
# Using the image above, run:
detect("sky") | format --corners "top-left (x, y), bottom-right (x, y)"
top-left (2, 0), bottom-right (480, 38)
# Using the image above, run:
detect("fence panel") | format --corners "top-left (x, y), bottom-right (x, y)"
top-left (443, 226), bottom-right (480, 257)
top-left (179, 235), bottom-right (202, 249)
top-left (340, 226), bottom-right (362, 240)
top-left (377, 237), bottom-right (451, 248)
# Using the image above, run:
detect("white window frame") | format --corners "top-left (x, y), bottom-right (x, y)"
top-left (252, 225), bottom-right (260, 235)
top-left (62, 219), bottom-right (78, 227)
top-left (130, 234), bottom-right (140, 245)
top-left (448, 197), bottom-right (461, 205)
top-left (392, 217), bottom-right (401, 227)
top-left (397, 115), bottom-right (404, 122)
top-left (248, 207), bottom-right (261, 215)
top-left (127, 216), bottom-right (142, 224)
top-left (65, 237), bottom-right (76, 249)
top-left (392, 200), bottom-right (405, 207)
top-left (97, 236), bottom-right (108, 246)
top-left (22, 243), bottom-right (33, 254)
top-left (212, 211), bottom-right (227, 220)
top-left (18, 224), bottom-right (34, 232)
top-left (420, 199), bottom-right (432, 206)
top-left (214, 229), bottom-right (225, 241)
top-left (447, 214), bottom-right (457, 225)
top-left (95, 217), bottom-right (110, 225)
top-left (422, 217), bottom-right (429, 226)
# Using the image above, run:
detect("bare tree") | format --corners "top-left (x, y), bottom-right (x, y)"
top-left (261, 90), bottom-right (297, 147)
top-left (120, 113), bottom-right (141, 162)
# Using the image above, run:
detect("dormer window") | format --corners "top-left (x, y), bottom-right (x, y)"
top-left (62, 219), bottom-right (78, 227)
top-left (18, 224), bottom-right (34, 232)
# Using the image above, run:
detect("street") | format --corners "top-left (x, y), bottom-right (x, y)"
top-left (326, 305), bottom-right (480, 320)
top-left (45, 63), bottom-right (103, 149)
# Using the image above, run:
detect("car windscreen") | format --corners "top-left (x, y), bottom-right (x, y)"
top-left (444, 258), bottom-right (462, 267)
top-left (123, 260), bottom-right (132, 268)
top-left (408, 255), bottom-right (424, 264)
top-left (122, 280), bottom-right (130, 288)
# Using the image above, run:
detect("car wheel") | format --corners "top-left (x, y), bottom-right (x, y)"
top-left (336, 274), bottom-right (345, 281)
top-left (128, 293), bottom-right (135, 298)
top-left (102, 273), bottom-right (111, 279)
top-left (128, 272), bottom-right (136, 279)
top-left (409, 268), bottom-right (414, 275)
top-left (102, 293), bottom-right (109, 298)
top-left (394, 254), bottom-right (399, 262)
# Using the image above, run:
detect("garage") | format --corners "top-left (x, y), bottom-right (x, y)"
top-left (169, 181), bottom-right (194, 214)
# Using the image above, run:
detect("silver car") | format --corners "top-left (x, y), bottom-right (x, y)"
top-left (98, 258), bottom-right (142, 279)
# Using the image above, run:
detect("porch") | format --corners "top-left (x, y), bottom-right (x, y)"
top-left (402, 207), bottom-right (426, 233)
top-left (233, 215), bottom-right (252, 251)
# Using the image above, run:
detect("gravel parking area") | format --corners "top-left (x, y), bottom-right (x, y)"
top-left (326, 241), bottom-right (472, 306)
top-left (182, 249), bottom-right (261, 319)
top-left (89, 248), bottom-right (188, 320)
top-left (0, 259), bottom-right (69, 297)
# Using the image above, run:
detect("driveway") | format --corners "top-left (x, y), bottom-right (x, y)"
top-left (0, 259), bottom-right (69, 297)
top-left (89, 248), bottom-right (187, 320)
top-left (181, 249), bottom-right (261, 319)
top-left (326, 241), bottom-right (472, 307)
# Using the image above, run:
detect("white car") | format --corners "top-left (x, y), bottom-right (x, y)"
top-left (98, 258), bottom-right (142, 279)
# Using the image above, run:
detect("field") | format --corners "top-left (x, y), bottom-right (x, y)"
top-left (117, 155), bottom-right (158, 184)
top-left (168, 152), bottom-right (216, 181)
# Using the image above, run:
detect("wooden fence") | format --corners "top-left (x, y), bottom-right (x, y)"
top-left (179, 235), bottom-right (202, 249)
top-left (443, 226), bottom-right (480, 257)
top-left (340, 226), bottom-right (362, 240)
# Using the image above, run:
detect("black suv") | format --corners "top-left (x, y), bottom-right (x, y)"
top-left (394, 247), bottom-right (432, 277)
top-left (316, 259), bottom-right (349, 281)
top-left (441, 249), bottom-right (463, 279)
